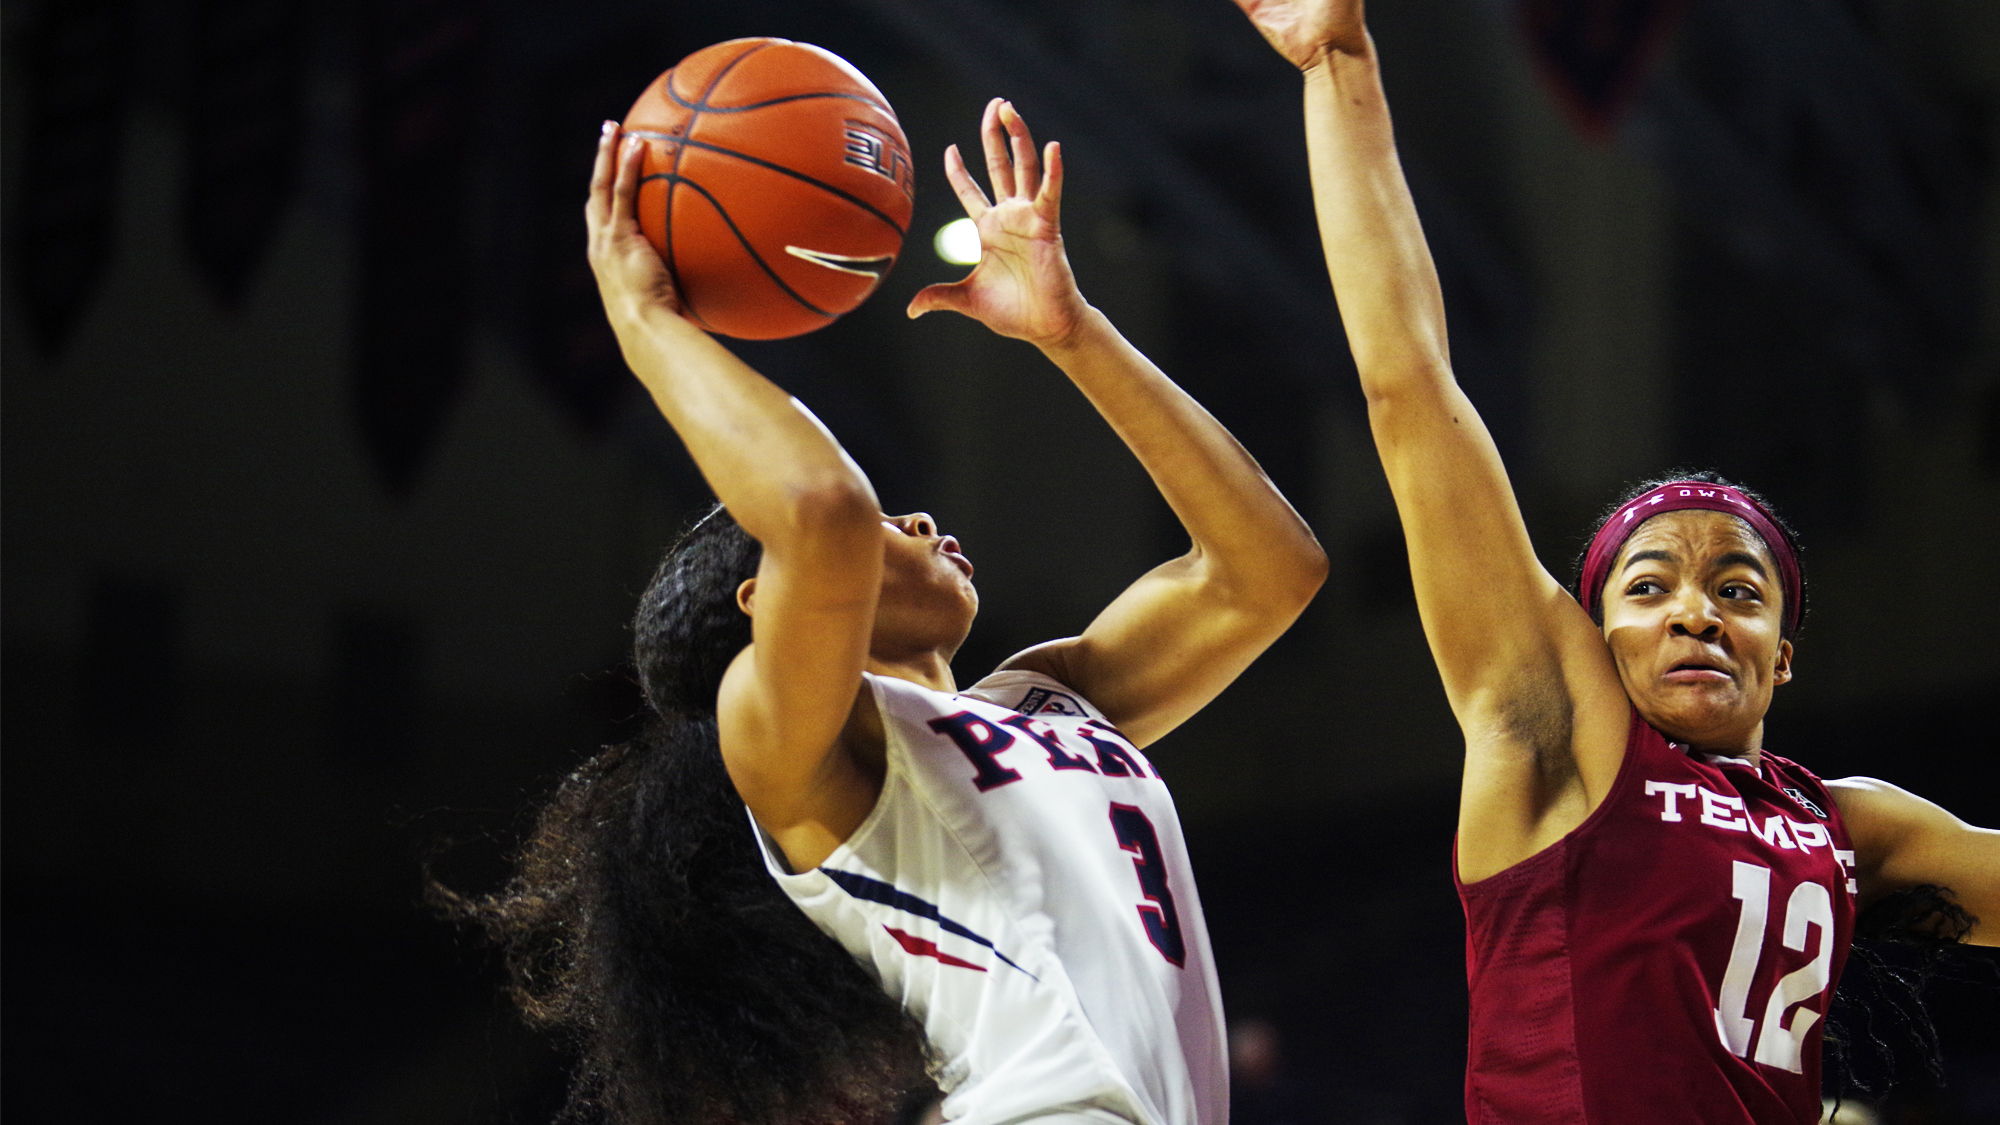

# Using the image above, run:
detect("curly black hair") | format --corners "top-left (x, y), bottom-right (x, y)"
top-left (1825, 885), bottom-right (1988, 1105)
top-left (435, 505), bottom-right (936, 1124)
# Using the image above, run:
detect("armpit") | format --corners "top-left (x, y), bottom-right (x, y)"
top-left (1499, 674), bottom-right (1577, 785)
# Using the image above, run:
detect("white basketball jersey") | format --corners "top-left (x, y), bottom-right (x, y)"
top-left (748, 669), bottom-right (1227, 1125)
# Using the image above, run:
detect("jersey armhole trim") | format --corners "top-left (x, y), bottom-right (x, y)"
top-left (961, 668), bottom-right (1110, 723)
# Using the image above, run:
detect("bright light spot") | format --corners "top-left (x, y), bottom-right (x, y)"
top-left (934, 218), bottom-right (981, 265)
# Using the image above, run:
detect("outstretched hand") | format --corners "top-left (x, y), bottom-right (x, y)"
top-left (585, 121), bottom-right (684, 325)
top-left (907, 99), bottom-right (1088, 349)
top-left (1232, 0), bottom-right (1368, 70)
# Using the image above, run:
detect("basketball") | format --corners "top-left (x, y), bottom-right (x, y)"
top-left (622, 39), bottom-right (916, 340)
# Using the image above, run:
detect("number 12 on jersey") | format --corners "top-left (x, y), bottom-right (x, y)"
top-left (1110, 803), bottom-right (1186, 967)
top-left (1716, 860), bottom-right (1836, 1074)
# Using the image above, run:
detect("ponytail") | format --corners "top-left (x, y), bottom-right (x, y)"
top-left (1824, 885), bottom-right (1989, 1106)
top-left (437, 505), bottom-right (934, 1124)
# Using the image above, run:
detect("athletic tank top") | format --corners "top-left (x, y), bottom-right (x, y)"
top-left (1457, 710), bottom-right (1857, 1124)
top-left (749, 670), bottom-right (1227, 1125)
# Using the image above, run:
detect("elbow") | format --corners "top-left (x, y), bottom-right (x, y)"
top-left (1357, 356), bottom-right (1453, 411)
top-left (782, 474), bottom-right (881, 542)
top-left (1302, 536), bottom-right (1332, 593)
top-left (1359, 378), bottom-right (1401, 411)
top-left (1264, 529), bottom-right (1330, 610)
top-left (1206, 527), bottom-right (1328, 619)
top-left (1273, 535), bottom-right (1330, 613)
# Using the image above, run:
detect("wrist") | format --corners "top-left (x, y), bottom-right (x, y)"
top-left (1298, 30), bottom-right (1372, 79)
top-left (1032, 303), bottom-right (1108, 358)
top-left (611, 292), bottom-right (694, 337)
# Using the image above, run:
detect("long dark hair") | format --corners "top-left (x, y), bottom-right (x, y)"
top-left (436, 505), bottom-right (935, 1124)
top-left (1825, 886), bottom-right (1986, 1105)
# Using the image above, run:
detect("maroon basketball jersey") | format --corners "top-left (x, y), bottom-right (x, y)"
top-left (1457, 711), bottom-right (1857, 1123)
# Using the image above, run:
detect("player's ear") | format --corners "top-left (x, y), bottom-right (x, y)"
top-left (1772, 639), bottom-right (1794, 687)
top-left (736, 577), bottom-right (757, 617)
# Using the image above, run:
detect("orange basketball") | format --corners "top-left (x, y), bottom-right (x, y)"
top-left (622, 38), bottom-right (916, 340)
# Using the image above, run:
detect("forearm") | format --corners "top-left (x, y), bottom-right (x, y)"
top-left (1302, 39), bottom-right (1452, 396)
top-left (1038, 308), bottom-right (1325, 602)
top-left (1296, 31), bottom-right (1607, 746)
top-left (610, 301), bottom-right (880, 547)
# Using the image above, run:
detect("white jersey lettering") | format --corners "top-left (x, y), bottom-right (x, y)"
top-left (1648, 780), bottom-right (1699, 821)
top-left (748, 670), bottom-right (1224, 1125)
top-left (1700, 787), bottom-right (1751, 832)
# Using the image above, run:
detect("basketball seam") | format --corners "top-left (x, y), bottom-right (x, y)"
top-left (665, 88), bottom-right (891, 116)
top-left (659, 174), bottom-right (838, 321)
top-left (664, 41), bottom-right (772, 332)
top-left (630, 132), bottom-right (909, 237)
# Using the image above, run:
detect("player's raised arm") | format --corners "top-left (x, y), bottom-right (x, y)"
top-left (586, 122), bottom-right (884, 844)
top-left (1233, 0), bottom-right (1629, 876)
top-left (909, 99), bottom-right (1328, 747)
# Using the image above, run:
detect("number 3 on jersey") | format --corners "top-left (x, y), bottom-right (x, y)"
top-left (1110, 803), bottom-right (1186, 967)
top-left (1716, 860), bottom-right (1836, 1074)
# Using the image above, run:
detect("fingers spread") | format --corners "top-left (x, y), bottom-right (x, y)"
top-left (908, 278), bottom-right (976, 318)
top-left (980, 97), bottom-right (1015, 201)
top-left (907, 280), bottom-right (970, 319)
top-left (1000, 101), bottom-right (1040, 199)
top-left (943, 144), bottom-right (990, 219)
top-left (1038, 141), bottom-right (1063, 222)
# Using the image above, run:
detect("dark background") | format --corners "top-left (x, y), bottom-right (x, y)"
top-left (4, 0), bottom-right (1997, 1121)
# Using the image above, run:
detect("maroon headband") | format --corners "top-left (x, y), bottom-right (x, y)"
top-left (1578, 481), bottom-right (1802, 637)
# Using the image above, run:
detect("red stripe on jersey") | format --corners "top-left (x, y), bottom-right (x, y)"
top-left (884, 926), bottom-right (986, 971)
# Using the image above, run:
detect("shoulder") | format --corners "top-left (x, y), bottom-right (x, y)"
top-left (992, 637), bottom-right (1079, 689)
top-left (1825, 776), bottom-right (1944, 838)
top-left (1823, 776), bottom-right (1977, 874)
top-left (1823, 775), bottom-right (2000, 935)
top-left (1826, 775), bottom-right (1925, 821)
top-left (960, 664), bottom-right (1107, 723)
top-left (1824, 775), bottom-right (1902, 800)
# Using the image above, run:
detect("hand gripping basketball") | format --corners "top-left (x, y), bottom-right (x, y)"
top-left (587, 122), bottom-right (684, 326)
top-left (619, 39), bottom-right (916, 340)
top-left (906, 99), bottom-right (1088, 350)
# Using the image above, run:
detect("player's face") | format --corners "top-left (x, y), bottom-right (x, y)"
top-left (871, 512), bottom-right (978, 658)
top-left (1600, 510), bottom-right (1792, 755)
